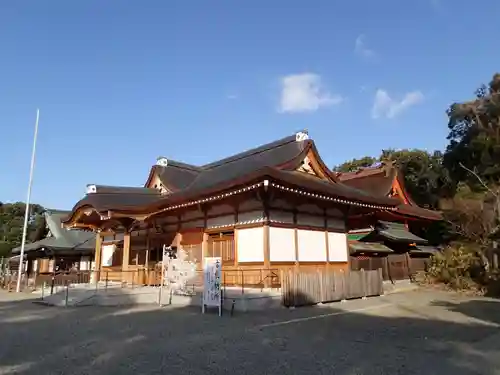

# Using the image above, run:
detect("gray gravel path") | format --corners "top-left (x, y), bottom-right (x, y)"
top-left (0, 289), bottom-right (499, 375)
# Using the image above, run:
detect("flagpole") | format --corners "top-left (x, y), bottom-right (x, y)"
top-left (16, 109), bottom-right (40, 293)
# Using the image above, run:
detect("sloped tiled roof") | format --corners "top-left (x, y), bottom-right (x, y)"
top-left (63, 132), bottom-right (400, 224)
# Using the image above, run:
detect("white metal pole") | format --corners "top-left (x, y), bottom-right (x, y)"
top-left (16, 109), bottom-right (40, 293)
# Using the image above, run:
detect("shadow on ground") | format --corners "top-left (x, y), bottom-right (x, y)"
top-left (0, 289), bottom-right (499, 375)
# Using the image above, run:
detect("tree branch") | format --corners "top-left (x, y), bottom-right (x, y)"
top-left (458, 162), bottom-right (499, 198)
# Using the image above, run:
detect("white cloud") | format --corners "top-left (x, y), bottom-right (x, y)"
top-left (226, 94), bottom-right (238, 100)
top-left (371, 89), bottom-right (425, 119)
top-left (355, 34), bottom-right (376, 59)
top-left (278, 73), bottom-right (343, 113)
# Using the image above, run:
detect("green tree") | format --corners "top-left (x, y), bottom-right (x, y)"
top-left (333, 156), bottom-right (377, 172)
top-left (444, 73), bottom-right (500, 191)
top-left (0, 202), bottom-right (46, 258)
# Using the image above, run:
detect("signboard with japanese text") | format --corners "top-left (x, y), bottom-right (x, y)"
top-left (202, 257), bottom-right (222, 315)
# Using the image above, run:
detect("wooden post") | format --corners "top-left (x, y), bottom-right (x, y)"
top-left (145, 231), bottom-right (150, 269)
top-left (202, 232), bottom-right (209, 260)
top-left (93, 234), bottom-right (102, 284)
top-left (122, 232), bottom-right (131, 283)
top-left (293, 210), bottom-right (299, 270)
top-left (263, 224), bottom-right (270, 288)
top-left (324, 208), bottom-right (330, 270)
top-left (234, 206), bottom-right (239, 267)
top-left (405, 252), bottom-right (412, 281)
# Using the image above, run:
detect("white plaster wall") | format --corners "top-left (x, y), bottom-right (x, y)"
top-left (206, 214), bottom-right (235, 229)
top-left (269, 210), bottom-right (294, 224)
top-left (238, 210), bottom-right (264, 224)
top-left (328, 232), bottom-right (349, 262)
top-left (269, 227), bottom-right (296, 262)
top-left (101, 244), bottom-right (116, 267)
top-left (327, 218), bottom-right (346, 231)
top-left (297, 213), bottom-right (324, 228)
top-left (297, 230), bottom-right (327, 262)
top-left (236, 227), bottom-right (264, 263)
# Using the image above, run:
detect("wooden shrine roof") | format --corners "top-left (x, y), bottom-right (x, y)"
top-left (62, 131), bottom-right (400, 227)
top-left (337, 163), bottom-right (442, 221)
top-left (11, 210), bottom-right (95, 255)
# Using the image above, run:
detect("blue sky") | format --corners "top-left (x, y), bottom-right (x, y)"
top-left (1, 0), bottom-right (499, 210)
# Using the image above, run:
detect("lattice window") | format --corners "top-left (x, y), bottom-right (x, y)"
top-left (208, 232), bottom-right (235, 263)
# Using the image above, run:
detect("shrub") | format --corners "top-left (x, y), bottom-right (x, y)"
top-left (426, 242), bottom-right (484, 290)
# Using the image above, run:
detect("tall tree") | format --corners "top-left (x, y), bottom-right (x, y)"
top-left (0, 202), bottom-right (46, 258)
top-left (444, 73), bottom-right (500, 190)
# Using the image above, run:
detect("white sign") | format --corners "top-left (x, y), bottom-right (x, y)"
top-left (202, 257), bottom-right (222, 315)
top-left (101, 244), bottom-right (116, 267)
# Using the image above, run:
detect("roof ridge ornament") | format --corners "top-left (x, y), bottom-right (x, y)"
top-left (156, 157), bottom-right (169, 167)
top-left (295, 130), bottom-right (309, 142)
top-left (86, 184), bottom-right (97, 194)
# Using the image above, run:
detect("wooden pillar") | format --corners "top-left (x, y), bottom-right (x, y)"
top-left (122, 232), bottom-right (131, 283)
top-left (202, 207), bottom-right (209, 264)
top-left (344, 208), bottom-right (352, 272)
top-left (324, 209), bottom-right (330, 270)
top-left (263, 196), bottom-right (271, 288)
top-left (93, 234), bottom-right (102, 283)
top-left (293, 210), bottom-right (299, 270)
top-left (145, 231), bottom-right (150, 269)
top-left (40, 259), bottom-right (49, 273)
top-left (234, 206), bottom-right (239, 267)
top-left (175, 232), bottom-right (183, 248)
top-left (202, 232), bottom-right (209, 260)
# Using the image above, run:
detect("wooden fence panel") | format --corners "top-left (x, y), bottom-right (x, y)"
top-left (281, 269), bottom-right (383, 307)
top-left (346, 271), bottom-right (363, 299)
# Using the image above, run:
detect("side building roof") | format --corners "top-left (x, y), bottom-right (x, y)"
top-left (11, 209), bottom-right (96, 255)
top-left (337, 163), bottom-right (442, 221)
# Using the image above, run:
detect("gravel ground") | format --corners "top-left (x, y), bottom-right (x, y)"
top-left (0, 289), bottom-right (500, 375)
